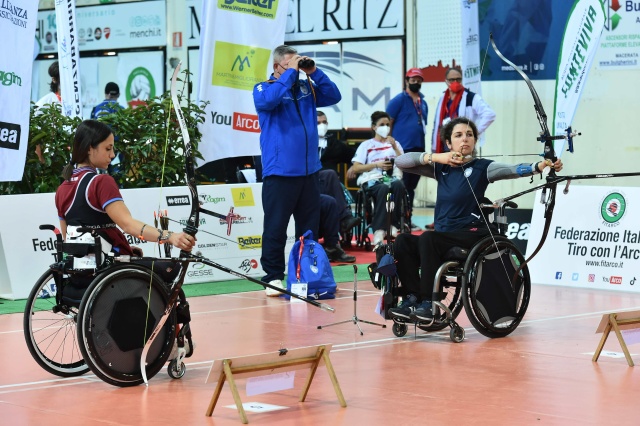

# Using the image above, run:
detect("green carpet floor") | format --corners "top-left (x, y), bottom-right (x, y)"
top-left (0, 263), bottom-right (372, 315)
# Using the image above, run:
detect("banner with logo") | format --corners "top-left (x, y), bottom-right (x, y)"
top-left (0, 0), bottom-right (39, 182)
top-left (197, 0), bottom-right (288, 164)
top-left (117, 51), bottom-right (163, 108)
top-left (37, 1), bottom-right (167, 54)
top-left (460, 0), bottom-right (481, 94)
top-left (0, 183), bottom-right (295, 299)
top-left (552, 0), bottom-right (606, 154)
top-left (527, 185), bottom-right (640, 294)
top-left (594, 0), bottom-right (640, 70)
top-left (55, 0), bottom-right (83, 118)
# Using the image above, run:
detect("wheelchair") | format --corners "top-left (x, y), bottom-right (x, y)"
top-left (354, 178), bottom-right (411, 250)
top-left (24, 225), bottom-right (193, 386)
top-left (384, 200), bottom-right (531, 342)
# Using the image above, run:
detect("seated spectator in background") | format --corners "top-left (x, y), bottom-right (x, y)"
top-left (318, 110), bottom-right (356, 172)
top-left (320, 195), bottom-right (356, 263)
top-left (319, 169), bottom-right (360, 236)
top-left (351, 111), bottom-right (406, 245)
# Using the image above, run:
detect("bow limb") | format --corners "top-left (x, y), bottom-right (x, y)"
top-left (170, 62), bottom-right (200, 250)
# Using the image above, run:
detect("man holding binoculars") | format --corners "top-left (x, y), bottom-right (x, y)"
top-left (253, 45), bottom-right (342, 296)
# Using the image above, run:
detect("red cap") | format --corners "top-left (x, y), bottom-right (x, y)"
top-left (405, 68), bottom-right (424, 79)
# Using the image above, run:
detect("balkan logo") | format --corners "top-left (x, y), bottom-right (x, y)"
top-left (231, 187), bottom-right (255, 207)
top-left (0, 121), bottom-right (20, 150)
top-left (211, 41), bottom-right (271, 91)
top-left (217, 0), bottom-right (279, 20)
top-left (238, 235), bottom-right (261, 249)
top-left (600, 192), bottom-right (626, 227)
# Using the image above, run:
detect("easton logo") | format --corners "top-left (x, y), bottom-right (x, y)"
top-left (0, 121), bottom-right (20, 150)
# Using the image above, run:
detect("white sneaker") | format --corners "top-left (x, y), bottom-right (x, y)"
top-left (265, 279), bottom-right (285, 297)
top-left (391, 226), bottom-right (399, 238)
top-left (373, 230), bottom-right (386, 245)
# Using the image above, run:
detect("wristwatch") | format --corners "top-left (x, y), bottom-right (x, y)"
top-left (158, 230), bottom-right (173, 244)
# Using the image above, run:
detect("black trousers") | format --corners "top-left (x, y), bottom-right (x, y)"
top-left (394, 227), bottom-right (493, 301)
top-left (261, 173), bottom-right (320, 282)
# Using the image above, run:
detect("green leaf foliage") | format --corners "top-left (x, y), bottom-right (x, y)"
top-left (0, 70), bottom-right (207, 194)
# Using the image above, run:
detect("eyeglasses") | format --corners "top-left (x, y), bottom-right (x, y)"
top-left (447, 78), bottom-right (462, 83)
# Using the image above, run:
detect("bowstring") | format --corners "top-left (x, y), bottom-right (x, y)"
top-left (457, 35), bottom-right (519, 287)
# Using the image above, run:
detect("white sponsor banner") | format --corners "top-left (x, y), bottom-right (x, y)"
top-left (552, 0), bottom-right (605, 154)
top-left (55, 0), bottom-right (83, 118)
top-left (117, 51), bottom-right (164, 108)
top-left (36, 1), bottom-right (166, 54)
top-left (460, 0), bottom-right (481, 94)
top-left (0, 0), bottom-right (39, 182)
top-left (595, 1), bottom-right (640, 70)
top-left (285, 0), bottom-right (404, 42)
top-left (329, 39), bottom-right (403, 129)
top-left (197, 0), bottom-right (287, 163)
top-left (0, 183), bottom-right (295, 300)
top-left (527, 185), bottom-right (640, 293)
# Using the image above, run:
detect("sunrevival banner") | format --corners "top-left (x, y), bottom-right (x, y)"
top-left (197, 0), bottom-right (288, 165)
top-left (0, 0), bottom-right (39, 182)
top-left (55, 0), bottom-right (82, 118)
top-left (552, 0), bottom-right (606, 154)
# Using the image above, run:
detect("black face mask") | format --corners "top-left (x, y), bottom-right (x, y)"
top-left (408, 83), bottom-right (421, 93)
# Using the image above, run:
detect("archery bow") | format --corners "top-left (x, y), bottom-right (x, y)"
top-left (139, 63), bottom-right (334, 385)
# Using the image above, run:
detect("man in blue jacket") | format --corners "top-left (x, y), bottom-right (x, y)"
top-left (253, 45), bottom-right (342, 296)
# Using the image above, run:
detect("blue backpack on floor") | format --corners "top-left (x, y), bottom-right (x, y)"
top-left (286, 230), bottom-right (336, 300)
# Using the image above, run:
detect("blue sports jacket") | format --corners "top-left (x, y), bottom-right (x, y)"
top-left (253, 68), bottom-right (341, 177)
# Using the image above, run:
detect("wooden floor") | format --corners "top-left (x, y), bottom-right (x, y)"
top-left (2, 281), bottom-right (640, 425)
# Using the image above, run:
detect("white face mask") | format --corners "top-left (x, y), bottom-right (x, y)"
top-left (317, 123), bottom-right (328, 138)
top-left (375, 124), bottom-right (390, 139)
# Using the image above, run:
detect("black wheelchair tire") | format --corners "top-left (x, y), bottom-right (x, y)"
top-left (23, 270), bottom-right (89, 377)
top-left (77, 264), bottom-right (176, 387)
top-left (462, 236), bottom-right (531, 338)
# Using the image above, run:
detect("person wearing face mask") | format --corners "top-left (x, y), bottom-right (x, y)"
top-left (351, 111), bottom-right (406, 245)
top-left (431, 67), bottom-right (496, 154)
top-left (386, 68), bottom-right (428, 231)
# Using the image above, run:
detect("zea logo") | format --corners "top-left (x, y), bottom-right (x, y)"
top-left (212, 41), bottom-right (271, 91)
top-left (217, 0), bottom-right (279, 20)
top-left (600, 192), bottom-right (626, 226)
top-left (238, 235), bottom-right (261, 250)
top-left (0, 121), bottom-right (20, 150)
top-left (0, 70), bottom-right (21, 87)
top-left (231, 186), bottom-right (255, 207)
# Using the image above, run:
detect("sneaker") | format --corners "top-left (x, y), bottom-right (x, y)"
top-left (340, 215), bottom-right (362, 234)
top-left (410, 222), bottom-right (421, 232)
top-left (412, 300), bottom-right (433, 321)
top-left (265, 279), bottom-right (285, 297)
top-left (391, 225), bottom-right (400, 238)
top-left (324, 244), bottom-right (356, 263)
top-left (388, 294), bottom-right (418, 320)
top-left (373, 230), bottom-right (386, 245)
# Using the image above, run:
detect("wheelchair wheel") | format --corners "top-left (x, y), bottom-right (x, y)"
top-left (392, 322), bottom-right (408, 337)
top-left (23, 270), bottom-right (88, 377)
top-left (77, 264), bottom-right (176, 387)
top-left (462, 236), bottom-right (531, 338)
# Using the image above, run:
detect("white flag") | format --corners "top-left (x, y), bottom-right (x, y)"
top-left (55, 0), bottom-right (83, 118)
top-left (0, 0), bottom-right (39, 181)
top-left (197, 0), bottom-right (288, 165)
top-left (553, 0), bottom-right (605, 154)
